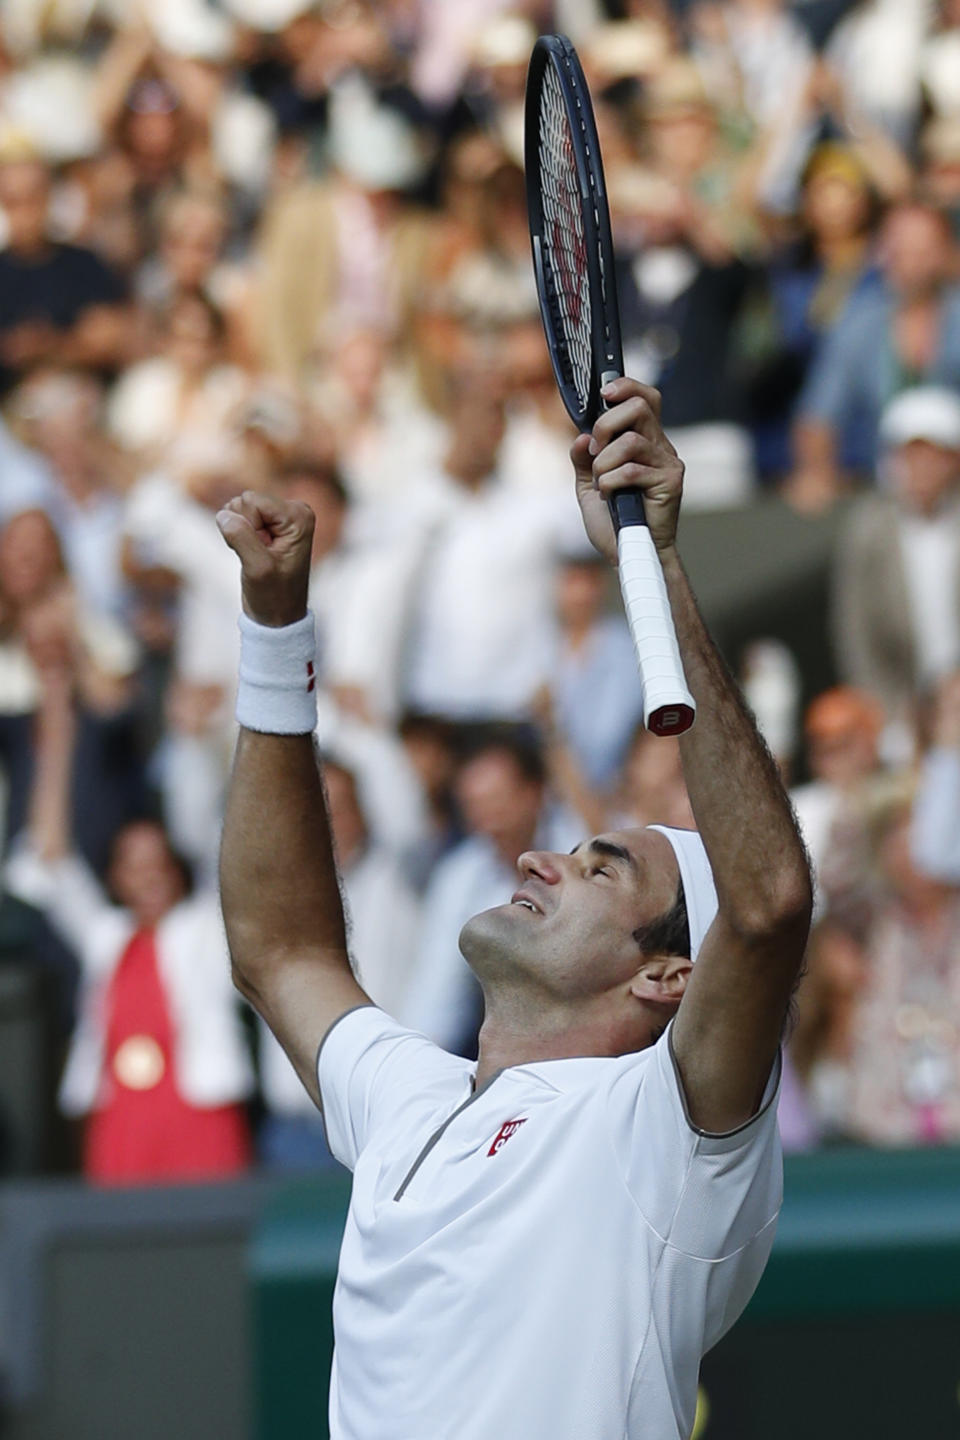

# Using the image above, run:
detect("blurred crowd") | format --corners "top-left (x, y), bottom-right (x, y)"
top-left (0, 0), bottom-right (959, 1182)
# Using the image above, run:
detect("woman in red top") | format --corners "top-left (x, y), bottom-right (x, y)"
top-left (15, 653), bottom-right (251, 1186)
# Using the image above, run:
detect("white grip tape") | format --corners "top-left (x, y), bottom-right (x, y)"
top-left (617, 526), bottom-right (695, 729)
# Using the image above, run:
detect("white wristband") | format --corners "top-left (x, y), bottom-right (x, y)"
top-left (236, 611), bottom-right (318, 735)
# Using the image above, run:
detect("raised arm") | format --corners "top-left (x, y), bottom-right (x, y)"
top-left (574, 379), bottom-right (812, 1133)
top-left (217, 493), bottom-right (369, 1108)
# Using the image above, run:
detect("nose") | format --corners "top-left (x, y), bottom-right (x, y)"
top-left (517, 851), bottom-right (562, 884)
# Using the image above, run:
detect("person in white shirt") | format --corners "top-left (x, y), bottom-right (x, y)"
top-left (399, 375), bottom-right (580, 720)
top-left (833, 386), bottom-right (960, 737)
top-left (216, 377), bottom-right (812, 1440)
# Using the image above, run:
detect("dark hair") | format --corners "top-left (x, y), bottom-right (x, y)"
top-left (106, 818), bottom-right (195, 901)
top-left (633, 875), bottom-right (689, 959)
top-left (456, 722), bottom-right (547, 788)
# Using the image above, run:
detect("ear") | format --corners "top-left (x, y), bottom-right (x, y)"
top-left (629, 954), bottom-right (692, 1005)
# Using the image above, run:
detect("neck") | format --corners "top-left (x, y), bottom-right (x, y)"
top-left (818, 234), bottom-right (867, 269)
top-left (12, 238), bottom-right (51, 261)
top-left (474, 990), bottom-right (649, 1088)
top-left (563, 617), bottom-right (595, 651)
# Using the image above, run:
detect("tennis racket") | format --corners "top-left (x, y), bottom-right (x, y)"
top-left (525, 34), bottom-right (695, 737)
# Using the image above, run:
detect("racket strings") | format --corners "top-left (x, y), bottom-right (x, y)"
top-left (538, 64), bottom-right (594, 412)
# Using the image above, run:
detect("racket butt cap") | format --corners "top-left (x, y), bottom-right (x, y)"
top-left (649, 703), bottom-right (696, 738)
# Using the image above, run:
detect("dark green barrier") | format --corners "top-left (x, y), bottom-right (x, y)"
top-left (251, 1147), bottom-right (960, 1440)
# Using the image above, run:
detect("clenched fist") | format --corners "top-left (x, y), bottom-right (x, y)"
top-left (217, 491), bottom-right (315, 628)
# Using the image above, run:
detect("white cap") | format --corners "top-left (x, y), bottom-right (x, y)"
top-left (879, 386), bottom-right (960, 451)
top-left (647, 826), bottom-right (718, 962)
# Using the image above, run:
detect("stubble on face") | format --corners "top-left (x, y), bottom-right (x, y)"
top-left (460, 829), bottom-right (681, 1010)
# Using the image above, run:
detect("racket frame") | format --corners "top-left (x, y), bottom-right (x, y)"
top-left (525, 34), bottom-right (624, 435)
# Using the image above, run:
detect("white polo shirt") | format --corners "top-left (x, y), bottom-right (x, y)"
top-left (319, 1006), bottom-right (782, 1440)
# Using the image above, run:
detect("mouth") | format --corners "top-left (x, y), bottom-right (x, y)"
top-left (510, 889), bottom-right (542, 915)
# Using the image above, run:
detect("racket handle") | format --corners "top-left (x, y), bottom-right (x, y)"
top-left (616, 521), bottom-right (696, 737)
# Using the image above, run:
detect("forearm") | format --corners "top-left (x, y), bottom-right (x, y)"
top-left (29, 695), bottom-right (75, 862)
top-left (220, 729), bottom-right (349, 989)
top-left (661, 546), bottom-right (811, 931)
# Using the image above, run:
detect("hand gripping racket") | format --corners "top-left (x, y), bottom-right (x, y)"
top-left (525, 34), bottom-right (695, 737)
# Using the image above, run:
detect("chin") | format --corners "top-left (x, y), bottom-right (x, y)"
top-left (459, 904), bottom-right (520, 974)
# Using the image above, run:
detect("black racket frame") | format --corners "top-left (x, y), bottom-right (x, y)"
top-left (525, 35), bottom-right (645, 529)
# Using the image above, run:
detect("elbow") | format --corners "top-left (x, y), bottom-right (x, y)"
top-left (723, 867), bottom-right (814, 946)
top-left (230, 960), bottom-right (259, 1003)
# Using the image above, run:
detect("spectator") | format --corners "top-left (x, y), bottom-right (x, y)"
top-left (135, 186), bottom-right (254, 361)
top-left (11, 370), bottom-right (128, 620)
top-left (790, 685), bottom-right (884, 888)
top-left (609, 726), bottom-right (695, 832)
top-left (399, 373), bottom-right (580, 720)
top-left (107, 291), bottom-right (249, 464)
top-left (823, 0), bottom-right (927, 147)
top-left (919, 117), bottom-right (960, 238)
top-left (920, 0), bottom-right (960, 123)
top-left (832, 386), bottom-right (960, 732)
top-left (546, 542), bottom-right (645, 793)
top-left (791, 917), bottom-right (870, 1142)
top-left (910, 669), bottom-right (960, 881)
top-left (690, 0), bottom-right (814, 135)
top-left (401, 727), bottom-right (582, 1055)
top-left (756, 142), bottom-right (881, 480)
top-left (794, 200), bottom-right (960, 498)
top-left (0, 144), bottom-right (130, 392)
top-left (614, 61), bottom-right (763, 505)
top-left (5, 661), bottom-right (253, 1184)
top-left (0, 510), bottom-right (143, 872)
top-left (843, 791), bottom-right (960, 1146)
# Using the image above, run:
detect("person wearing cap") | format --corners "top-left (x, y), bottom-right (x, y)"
top-left (833, 385), bottom-right (960, 730)
top-left (217, 376), bottom-right (812, 1440)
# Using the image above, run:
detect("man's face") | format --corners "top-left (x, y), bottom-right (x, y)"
top-left (456, 751), bottom-right (542, 853)
top-left (460, 827), bottom-right (681, 1002)
top-left (881, 207), bottom-right (954, 297)
top-left (556, 561), bottom-right (607, 630)
top-left (893, 437), bottom-right (960, 515)
top-left (0, 161), bottom-right (50, 254)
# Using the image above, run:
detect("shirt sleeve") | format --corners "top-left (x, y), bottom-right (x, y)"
top-left (605, 1026), bottom-right (783, 1262)
top-left (317, 1006), bottom-right (472, 1171)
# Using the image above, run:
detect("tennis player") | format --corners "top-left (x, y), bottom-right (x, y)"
top-left (217, 377), bottom-right (812, 1440)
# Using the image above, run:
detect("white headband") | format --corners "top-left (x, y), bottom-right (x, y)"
top-left (647, 826), bottom-right (718, 962)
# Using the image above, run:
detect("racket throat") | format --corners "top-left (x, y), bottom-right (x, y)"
top-left (608, 489), bottom-right (648, 532)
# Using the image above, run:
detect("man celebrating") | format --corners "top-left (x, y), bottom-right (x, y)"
top-left (217, 379), bottom-right (812, 1440)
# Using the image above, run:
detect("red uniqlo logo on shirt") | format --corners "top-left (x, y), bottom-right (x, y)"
top-left (487, 1118), bottom-right (528, 1156)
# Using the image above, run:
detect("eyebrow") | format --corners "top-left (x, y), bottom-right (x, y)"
top-left (570, 839), bottom-right (637, 873)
